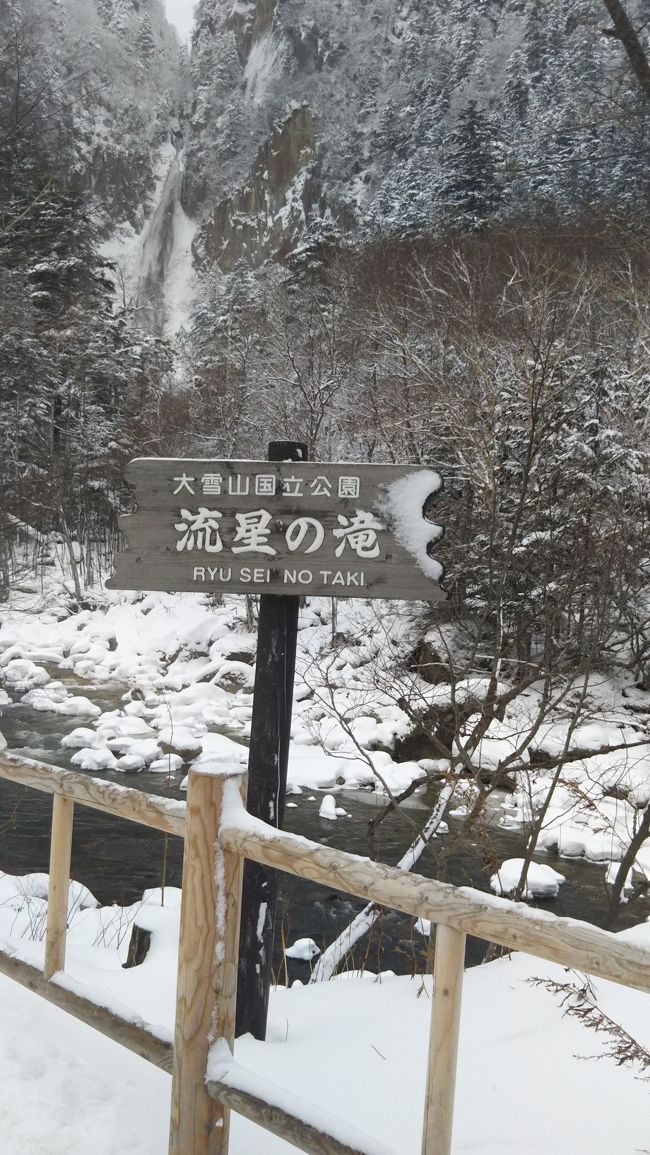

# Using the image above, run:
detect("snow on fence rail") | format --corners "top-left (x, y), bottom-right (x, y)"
top-left (0, 751), bottom-right (186, 837)
top-left (0, 754), bottom-right (649, 1155)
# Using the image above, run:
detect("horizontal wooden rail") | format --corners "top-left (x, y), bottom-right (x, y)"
top-left (220, 808), bottom-right (650, 995)
top-left (207, 1044), bottom-right (397, 1155)
top-left (0, 943), bottom-right (173, 1072)
top-left (0, 752), bottom-right (186, 837)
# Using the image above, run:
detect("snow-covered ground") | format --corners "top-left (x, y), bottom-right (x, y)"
top-left (2, 579), bottom-right (650, 1150)
top-left (0, 873), bottom-right (646, 1155)
top-left (0, 870), bottom-right (648, 1155)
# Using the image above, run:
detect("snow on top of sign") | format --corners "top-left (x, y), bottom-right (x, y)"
top-left (378, 470), bottom-right (444, 583)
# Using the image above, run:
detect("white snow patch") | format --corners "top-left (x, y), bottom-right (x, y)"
top-left (378, 470), bottom-right (444, 582)
top-left (284, 937), bottom-right (320, 961)
top-left (491, 859), bottom-right (566, 899)
top-left (318, 794), bottom-right (338, 821)
top-left (256, 902), bottom-right (267, 945)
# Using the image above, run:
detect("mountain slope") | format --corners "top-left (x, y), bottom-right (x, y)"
top-left (185, 0), bottom-right (650, 269)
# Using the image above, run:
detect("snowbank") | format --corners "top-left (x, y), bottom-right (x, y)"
top-left (0, 865), bottom-right (648, 1155)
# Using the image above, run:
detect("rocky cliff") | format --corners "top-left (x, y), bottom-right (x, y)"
top-left (184, 0), bottom-right (650, 275)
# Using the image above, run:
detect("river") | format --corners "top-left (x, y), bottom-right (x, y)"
top-left (1, 682), bottom-right (647, 980)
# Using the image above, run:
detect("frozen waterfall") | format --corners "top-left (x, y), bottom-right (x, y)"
top-left (105, 140), bottom-right (197, 340)
top-left (136, 144), bottom-right (197, 337)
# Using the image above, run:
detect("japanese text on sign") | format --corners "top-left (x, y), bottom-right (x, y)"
top-left (172, 472), bottom-right (361, 500)
top-left (174, 508), bottom-right (383, 560)
top-left (107, 459), bottom-right (446, 602)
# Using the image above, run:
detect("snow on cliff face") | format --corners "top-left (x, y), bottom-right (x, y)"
top-left (102, 143), bottom-right (198, 338)
top-left (56, 0), bottom-right (647, 341)
top-left (44, 0), bottom-right (195, 336)
top-left (184, 0), bottom-right (650, 269)
top-left (12, 3), bottom-right (648, 344)
top-left (51, 0), bottom-right (189, 230)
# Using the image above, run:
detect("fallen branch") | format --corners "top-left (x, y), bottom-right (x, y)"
top-left (310, 777), bottom-right (456, 982)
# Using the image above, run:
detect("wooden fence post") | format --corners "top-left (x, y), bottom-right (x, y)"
top-left (169, 769), bottom-right (244, 1155)
top-left (211, 777), bottom-right (245, 1153)
top-left (44, 794), bottom-right (74, 980)
top-left (421, 925), bottom-right (466, 1155)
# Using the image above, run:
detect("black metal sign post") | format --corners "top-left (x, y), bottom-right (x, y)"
top-left (107, 447), bottom-right (445, 1043)
top-left (235, 440), bottom-right (306, 1040)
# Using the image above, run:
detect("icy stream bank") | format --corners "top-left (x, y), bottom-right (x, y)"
top-left (2, 588), bottom-right (650, 971)
top-left (1, 694), bottom-right (648, 976)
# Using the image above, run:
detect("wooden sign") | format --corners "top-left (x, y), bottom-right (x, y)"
top-left (107, 459), bottom-right (445, 601)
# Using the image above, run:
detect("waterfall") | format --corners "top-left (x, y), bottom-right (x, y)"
top-left (133, 141), bottom-right (198, 338)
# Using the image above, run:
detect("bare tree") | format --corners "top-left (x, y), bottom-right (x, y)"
top-left (289, 238), bottom-right (650, 977)
top-left (600, 0), bottom-right (650, 99)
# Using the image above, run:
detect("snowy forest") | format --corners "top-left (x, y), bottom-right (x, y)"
top-left (3, 0), bottom-right (650, 608)
top-left (3, 0), bottom-right (650, 914)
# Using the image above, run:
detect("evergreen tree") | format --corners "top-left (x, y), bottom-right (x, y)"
top-left (96, 0), bottom-right (114, 25)
top-left (111, 0), bottom-right (133, 35)
top-left (137, 13), bottom-right (156, 63)
top-left (0, 178), bottom-right (173, 551)
top-left (503, 48), bottom-right (530, 123)
top-left (438, 102), bottom-right (502, 229)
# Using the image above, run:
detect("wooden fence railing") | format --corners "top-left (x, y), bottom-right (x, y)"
top-left (1, 752), bottom-right (649, 1155)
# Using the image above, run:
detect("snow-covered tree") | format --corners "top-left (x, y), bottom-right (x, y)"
top-left (0, 0), bottom-right (180, 586)
top-left (136, 12), bottom-right (156, 62)
top-left (438, 102), bottom-right (503, 229)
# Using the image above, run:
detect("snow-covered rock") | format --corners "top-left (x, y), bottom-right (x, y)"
top-left (538, 826), bottom-right (626, 864)
top-left (62, 727), bottom-right (102, 749)
top-left (97, 713), bottom-right (157, 739)
top-left (319, 794), bottom-right (338, 821)
top-left (157, 726), bottom-right (204, 755)
top-left (57, 696), bottom-right (102, 718)
top-left (490, 859), bottom-right (566, 900)
top-left (71, 747), bottom-right (118, 772)
top-left (2, 659), bottom-right (50, 691)
top-left (284, 937), bottom-right (320, 961)
top-left (116, 755), bottom-right (145, 773)
top-left (148, 754), bottom-right (184, 775)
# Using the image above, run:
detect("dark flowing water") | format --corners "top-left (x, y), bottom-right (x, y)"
top-left (1, 691), bottom-right (648, 980)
